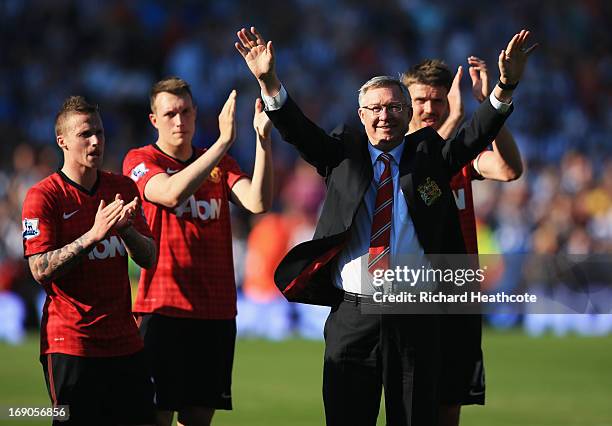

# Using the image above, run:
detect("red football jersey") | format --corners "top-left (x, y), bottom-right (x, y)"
top-left (22, 171), bottom-right (151, 357)
top-left (123, 144), bottom-right (248, 319)
top-left (450, 162), bottom-right (482, 254)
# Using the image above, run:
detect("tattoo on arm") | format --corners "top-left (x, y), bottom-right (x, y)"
top-left (28, 235), bottom-right (91, 284)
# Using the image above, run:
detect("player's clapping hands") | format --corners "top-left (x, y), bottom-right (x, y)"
top-left (88, 194), bottom-right (143, 242)
top-left (446, 65), bottom-right (465, 123)
top-left (89, 195), bottom-right (124, 242)
top-left (218, 90), bottom-right (237, 146)
top-left (253, 98), bottom-right (272, 142)
top-left (468, 56), bottom-right (490, 103)
top-left (116, 196), bottom-right (140, 231)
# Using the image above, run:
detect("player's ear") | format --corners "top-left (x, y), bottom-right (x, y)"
top-left (56, 135), bottom-right (67, 150)
top-left (149, 113), bottom-right (158, 128)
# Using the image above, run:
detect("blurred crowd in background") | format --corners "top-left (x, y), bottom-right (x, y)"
top-left (1, 0), bottom-right (611, 343)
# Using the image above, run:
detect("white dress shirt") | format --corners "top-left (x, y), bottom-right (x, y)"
top-left (332, 143), bottom-right (426, 294)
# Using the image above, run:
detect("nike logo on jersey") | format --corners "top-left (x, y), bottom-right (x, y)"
top-left (166, 168), bottom-right (179, 174)
top-left (63, 210), bottom-right (79, 220)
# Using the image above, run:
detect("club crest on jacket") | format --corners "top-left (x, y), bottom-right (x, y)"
top-left (417, 177), bottom-right (442, 206)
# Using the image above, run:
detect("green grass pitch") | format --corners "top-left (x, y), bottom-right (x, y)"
top-left (1, 329), bottom-right (611, 425)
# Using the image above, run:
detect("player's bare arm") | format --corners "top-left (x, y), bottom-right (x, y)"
top-left (115, 195), bottom-right (157, 269)
top-left (144, 90), bottom-right (238, 208)
top-left (28, 198), bottom-right (125, 284)
top-left (235, 27), bottom-right (282, 97)
top-left (468, 56), bottom-right (523, 181)
top-left (476, 125), bottom-right (522, 181)
top-left (438, 46), bottom-right (529, 181)
top-left (230, 98), bottom-right (273, 214)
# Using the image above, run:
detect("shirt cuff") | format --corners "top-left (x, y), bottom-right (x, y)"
top-left (473, 152), bottom-right (484, 176)
top-left (489, 91), bottom-right (512, 114)
top-left (261, 85), bottom-right (287, 111)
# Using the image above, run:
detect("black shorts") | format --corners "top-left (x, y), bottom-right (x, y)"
top-left (439, 314), bottom-right (485, 405)
top-left (138, 314), bottom-right (236, 411)
top-left (40, 350), bottom-right (155, 426)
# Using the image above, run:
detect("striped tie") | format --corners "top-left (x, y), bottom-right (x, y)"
top-left (368, 153), bottom-right (393, 275)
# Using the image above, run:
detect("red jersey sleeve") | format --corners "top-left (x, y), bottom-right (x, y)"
top-left (221, 154), bottom-right (249, 190)
top-left (22, 186), bottom-right (57, 257)
top-left (123, 149), bottom-right (167, 200)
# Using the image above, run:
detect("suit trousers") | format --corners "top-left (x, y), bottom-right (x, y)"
top-left (323, 297), bottom-right (441, 426)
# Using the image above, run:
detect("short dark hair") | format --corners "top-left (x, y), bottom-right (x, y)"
top-left (55, 96), bottom-right (99, 137)
top-left (401, 59), bottom-right (453, 92)
top-left (150, 77), bottom-right (193, 112)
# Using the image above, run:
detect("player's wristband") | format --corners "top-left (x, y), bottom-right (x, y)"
top-left (497, 79), bottom-right (519, 90)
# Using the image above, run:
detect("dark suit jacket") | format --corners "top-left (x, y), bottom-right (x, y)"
top-left (269, 94), bottom-right (512, 306)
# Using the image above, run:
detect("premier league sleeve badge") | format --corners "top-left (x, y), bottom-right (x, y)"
top-left (22, 218), bottom-right (40, 240)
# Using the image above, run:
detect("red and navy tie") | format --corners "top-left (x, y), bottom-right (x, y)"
top-left (368, 153), bottom-right (393, 275)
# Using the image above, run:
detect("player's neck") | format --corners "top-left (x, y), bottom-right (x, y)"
top-left (60, 164), bottom-right (98, 191)
top-left (156, 139), bottom-right (193, 162)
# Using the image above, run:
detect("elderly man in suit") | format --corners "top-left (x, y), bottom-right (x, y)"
top-left (236, 28), bottom-right (535, 426)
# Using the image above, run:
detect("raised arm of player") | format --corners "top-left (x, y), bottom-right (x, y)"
top-left (143, 90), bottom-right (238, 208)
top-left (115, 195), bottom-right (157, 269)
top-left (28, 197), bottom-right (126, 284)
top-left (438, 52), bottom-right (526, 181)
top-left (235, 27), bottom-right (282, 97)
top-left (230, 98), bottom-right (273, 213)
top-left (437, 65), bottom-right (465, 140)
top-left (467, 56), bottom-right (523, 181)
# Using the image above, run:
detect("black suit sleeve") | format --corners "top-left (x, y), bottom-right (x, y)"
top-left (441, 97), bottom-right (513, 176)
top-left (265, 94), bottom-right (344, 177)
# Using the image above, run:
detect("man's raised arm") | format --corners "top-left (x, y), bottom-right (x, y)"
top-left (235, 27), bottom-right (282, 99)
top-left (466, 56), bottom-right (522, 181)
top-left (235, 27), bottom-right (344, 175)
top-left (439, 56), bottom-right (523, 181)
top-left (443, 29), bottom-right (537, 173)
top-left (142, 91), bottom-right (237, 209)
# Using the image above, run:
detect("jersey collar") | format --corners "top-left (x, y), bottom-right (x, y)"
top-left (153, 143), bottom-right (198, 165)
top-left (57, 170), bottom-right (100, 196)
